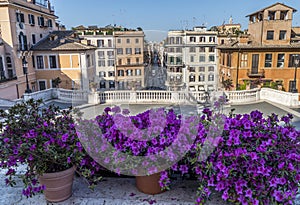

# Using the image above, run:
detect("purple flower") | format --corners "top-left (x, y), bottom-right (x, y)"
top-left (122, 109), bottom-right (130, 115)
top-left (3, 138), bottom-right (9, 143)
top-left (273, 190), bottom-right (284, 202)
top-left (104, 107), bottom-right (111, 113)
top-left (179, 165), bottom-right (188, 175)
top-left (61, 133), bottom-right (68, 142)
top-left (222, 190), bottom-right (229, 200)
top-left (245, 189), bottom-right (253, 198)
top-left (111, 106), bottom-right (121, 113)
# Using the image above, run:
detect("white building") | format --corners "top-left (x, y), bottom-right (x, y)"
top-left (165, 27), bottom-right (218, 91)
top-left (79, 29), bottom-right (116, 90)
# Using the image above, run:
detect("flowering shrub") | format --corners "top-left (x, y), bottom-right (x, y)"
top-left (193, 110), bottom-right (300, 205)
top-left (0, 99), bottom-right (102, 197)
top-left (76, 106), bottom-right (199, 177)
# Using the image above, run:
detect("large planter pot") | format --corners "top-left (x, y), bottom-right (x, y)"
top-left (136, 172), bottom-right (164, 195)
top-left (39, 166), bottom-right (75, 202)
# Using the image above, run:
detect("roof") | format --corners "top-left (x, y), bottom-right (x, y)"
top-left (246, 2), bottom-right (297, 17)
top-left (218, 43), bottom-right (300, 50)
top-left (31, 31), bottom-right (96, 51)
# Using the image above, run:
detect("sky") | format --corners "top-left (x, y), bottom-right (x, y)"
top-left (50, 0), bottom-right (300, 42)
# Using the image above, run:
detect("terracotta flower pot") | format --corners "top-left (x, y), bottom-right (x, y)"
top-left (39, 166), bottom-right (75, 202)
top-left (136, 172), bottom-right (164, 195)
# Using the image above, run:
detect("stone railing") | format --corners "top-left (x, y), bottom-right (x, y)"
top-left (23, 88), bottom-right (88, 103)
top-left (260, 88), bottom-right (300, 107)
top-left (224, 88), bottom-right (260, 104)
top-left (97, 90), bottom-right (216, 105)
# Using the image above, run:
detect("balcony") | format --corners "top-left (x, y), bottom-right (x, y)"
top-left (247, 69), bottom-right (265, 78)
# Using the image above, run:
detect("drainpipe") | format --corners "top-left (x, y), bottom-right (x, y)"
top-left (236, 47), bottom-right (241, 90)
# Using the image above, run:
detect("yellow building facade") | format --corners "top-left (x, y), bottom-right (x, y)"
top-left (218, 3), bottom-right (300, 92)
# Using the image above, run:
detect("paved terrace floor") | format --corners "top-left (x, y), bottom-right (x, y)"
top-left (0, 101), bottom-right (300, 204)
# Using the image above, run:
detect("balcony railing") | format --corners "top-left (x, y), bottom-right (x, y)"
top-left (247, 69), bottom-right (265, 78)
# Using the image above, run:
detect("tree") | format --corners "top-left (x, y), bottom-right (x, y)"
top-left (52, 77), bottom-right (62, 88)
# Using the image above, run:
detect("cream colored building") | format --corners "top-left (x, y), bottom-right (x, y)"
top-left (32, 31), bottom-right (96, 91)
top-left (0, 0), bottom-right (58, 99)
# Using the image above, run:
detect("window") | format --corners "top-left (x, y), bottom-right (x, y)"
top-left (107, 51), bottom-right (114, 57)
top-left (0, 57), bottom-right (4, 80)
top-left (117, 70), bottom-right (124, 76)
top-left (32, 55), bottom-right (35, 68)
top-left (199, 47), bottom-right (205, 52)
top-left (252, 54), bottom-right (259, 73)
top-left (126, 39), bottom-right (130, 43)
top-left (267, 31), bottom-right (274, 40)
top-left (87, 54), bottom-right (91, 67)
top-left (28, 14), bottom-right (35, 25)
top-left (6, 57), bottom-right (12, 68)
top-left (169, 56), bottom-right (174, 64)
top-left (109, 81), bottom-right (115, 88)
top-left (190, 47), bottom-right (196, 52)
top-left (108, 40), bottom-right (112, 47)
top-left (190, 56), bottom-right (194, 62)
top-left (99, 71), bottom-right (106, 77)
top-left (209, 47), bottom-right (215, 52)
top-left (108, 60), bottom-right (114, 66)
top-left (169, 37), bottom-right (174, 44)
top-left (36, 56), bottom-right (44, 69)
top-left (208, 74), bottom-right (214, 81)
top-left (108, 71), bottom-right (115, 77)
top-left (16, 12), bottom-right (25, 23)
top-left (200, 37), bottom-right (206, 42)
top-left (277, 54), bottom-right (285, 67)
top-left (199, 55), bottom-right (205, 62)
top-left (18, 32), bottom-right (28, 51)
top-left (117, 39), bottom-right (121, 44)
top-left (279, 30), bottom-right (286, 40)
top-left (117, 48), bottom-right (123, 54)
top-left (49, 55), bottom-right (57, 68)
top-left (97, 40), bottom-right (104, 47)
top-left (265, 54), bottom-right (272, 67)
top-left (136, 57), bottom-right (140, 64)
top-left (38, 81), bottom-right (46, 91)
top-left (190, 37), bottom-right (196, 42)
top-left (118, 59), bottom-right (122, 65)
top-left (280, 11), bottom-right (288, 20)
top-left (135, 48), bottom-right (141, 54)
top-left (176, 47), bottom-right (182, 53)
top-left (32, 34), bottom-right (36, 44)
top-left (100, 80), bottom-right (106, 89)
top-left (135, 69), bottom-right (141, 76)
top-left (135, 38), bottom-right (139, 43)
top-left (175, 37), bottom-right (181, 44)
top-left (189, 74), bottom-right (195, 82)
top-left (288, 54), bottom-right (299, 67)
top-left (199, 67), bottom-right (205, 72)
top-left (209, 37), bottom-right (215, 42)
top-left (126, 48), bottom-right (132, 54)
top-left (126, 69), bottom-right (132, 76)
top-left (38, 16), bottom-right (45, 27)
top-left (189, 67), bottom-right (195, 72)
top-left (47, 19), bottom-right (52, 28)
top-left (241, 53), bottom-right (248, 67)
top-left (227, 53), bottom-right (232, 67)
top-left (208, 66), bottom-right (214, 72)
top-left (199, 74), bottom-right (205, 82)
top-left (98, 60), bottom-right (105, 67)
top-left (268, 11), bottom-right (275, 20)
top-left (98, 51), bottom-right (105, 58)
top-left (127, 58), bottom-right (131, 65)
top-left (209, 55), bottom-right (215, 62)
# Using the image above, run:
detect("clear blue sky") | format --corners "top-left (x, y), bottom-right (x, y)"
top-left (51, 0), bottom-right (300, 41)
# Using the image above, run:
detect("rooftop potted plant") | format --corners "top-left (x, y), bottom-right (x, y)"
top-left (0, 99), bottom-right (102, 202)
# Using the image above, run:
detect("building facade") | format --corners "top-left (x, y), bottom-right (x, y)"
top-left (218, 3), bottom-right (300, 92)
top-left (114, 31), bottom-right (145, 90)
top-left (165, 27), bottom-right (218, 91)
top-left (32, 31), bottom-right (96, 91)
top-left (0, 0), bottom-right (58, 99)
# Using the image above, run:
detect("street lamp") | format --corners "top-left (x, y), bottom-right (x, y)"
top-left (292, 54), bottom-right (299, 93)
top-left (22, 58), bottom-right (32, 93)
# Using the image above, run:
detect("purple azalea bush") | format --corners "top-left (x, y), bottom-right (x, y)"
top-left (0, 99), bottom-right (102, 197)
top-left (192, 110), bottom-right (300, 205)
